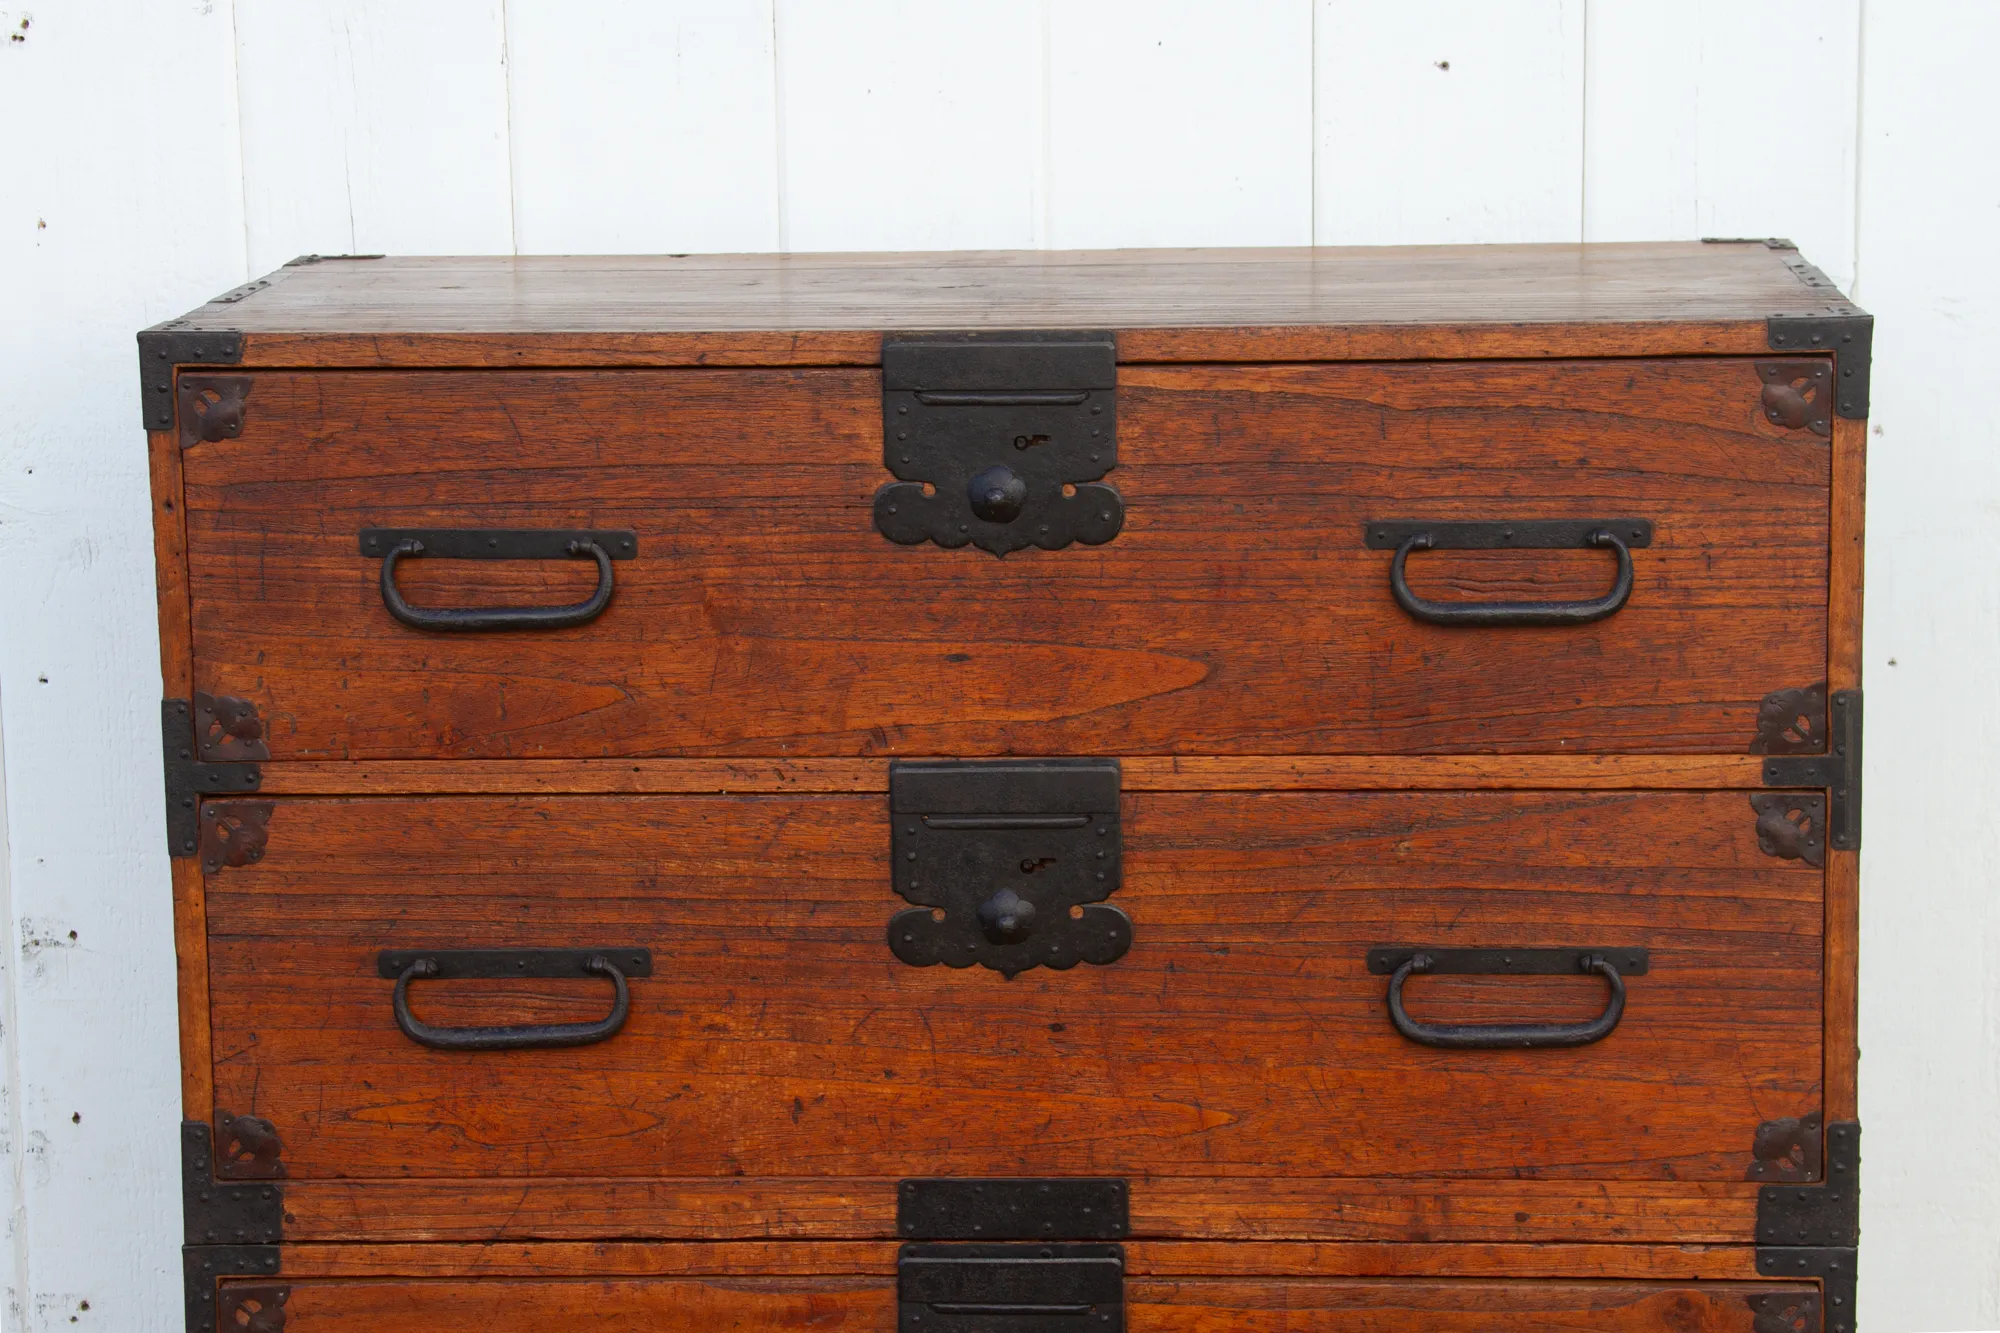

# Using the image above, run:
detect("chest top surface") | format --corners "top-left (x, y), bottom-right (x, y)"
top-left (149, 241), bottom-right (1860, 367)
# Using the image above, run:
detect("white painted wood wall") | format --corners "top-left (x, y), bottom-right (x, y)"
top-left (2, 2), bottom-right (1994, 1328)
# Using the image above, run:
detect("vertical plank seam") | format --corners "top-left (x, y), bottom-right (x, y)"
top-left (1037, 0), bottom-right (1052, 248)
top-left (499, 0), bottom-right (521, 255)
top-left (227, 0), bottom-right (253, 277)
top-left (1577, 0), bottom-right (1590, 240)
top-left (0, 697), bottom-right (30, 1333)
top-left (1308, 0), bottom-right (1317, 244)
top-left (1850, 0), bottom-right (1869, 296)
top-left (770, 0), bottom-right (790, 254)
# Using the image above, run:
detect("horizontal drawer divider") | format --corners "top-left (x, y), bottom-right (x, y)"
top-left (250, 754), bottom-right (1771, 796)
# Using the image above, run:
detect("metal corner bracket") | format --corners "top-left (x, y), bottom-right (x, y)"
top-left (1753, 1119), bottom-right (1860, 1332)
top-left (1759, 688), bottom-right (1862, 853)
top-left (183, 1117), bottom-right (285, 1331)
top-left (1765, 248), bottom-right (1872, 420)
top-left (138, 327), bottom-right (244, 434)
top-left (163, 697), bottom-right (265, 858)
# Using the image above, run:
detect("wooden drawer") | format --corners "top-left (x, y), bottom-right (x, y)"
top-left (200, 786), bottom-right (1819, 1243)
top-left (181, 358), bottom-right (1828, 759)
top-left (201, 1242), bottom-right (1823, 1332)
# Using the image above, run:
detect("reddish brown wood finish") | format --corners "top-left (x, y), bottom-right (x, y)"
top-left (232, 1272), bottom-right (1808, 1332)
top-left (204, 789), bottom-right (1818, 1239)
top-left (269, 1240), bottom-right (1762, 1280)
top-left (252, 754), bottom-right (1770, 796)
top-left (275, 1176), bottom-right (1760, 1245)
top-left (182, 360), bottom-right (1827, 759)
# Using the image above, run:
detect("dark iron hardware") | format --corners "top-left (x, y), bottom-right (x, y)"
top-left (1761, 688), bottom-right (1862, 853)
top-left (359, 528), bottom-right (638, 632)
top-left (1755, 1248), bottom-right (1856, 1333)
top-left (184, 1246), bottom-right (281, 1333)
top-left (377, 948), bottom-right (653, 1051)
top-left (899, 1243), bottom-right (1124, 1332)
top-left (888, 760), bottom-right (1128, 979)
top-left (1758, 1120), bottom-right (1860, 1248)
top-left (213, 1110), bottom-right (286, 1181)
top-left (874, 332), bottom-right (1122, 556)
top-left (1751, 1111), bottom-right (1826, 1183)
top-left (217, 1284), bottom-right (289, 1333)
top-left (1766, 243), bottom-right (1873, 420)
top-left (162, 698), bottom-right (264, 858)
top-left (1757, 359), bottom-right (1835, 437)
top-left (183, 1119), bottom-right (284, 1245)
top-left (1367, 946), bottom-right (1649, 1049)
top-left (1751, 792), bottom-right (1826, 868)
top-left (176, 374), bottom-right (253, 448)
top-left (136, 325), bottom-right (243, 433)
top-left (1745, 1288), bottom-right (1823, 1333)
top-left (1364, 519), bottom-right (1653, 627)
top-left (899, 1179), bottom-right (1130, 1241)
top-left (1753, 681), bottom-right (1829, 754)
top-left (201, 801), bottom-right (272, 874)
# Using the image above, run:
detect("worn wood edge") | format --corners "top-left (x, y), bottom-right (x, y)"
top-left (277, 1179), bottom-right (1759, 1245)
top-left (231, 323), bottom-right (1773, 370)
top-left (149, 426), bottom-right (212, 1118)
top-left (267, 1241), bottom-right (1762, 1281)
top-left (251, 755), bottom-right (1769, 796)
top-left (1823, 416), bottom-right (1865, 1122)
top-left (171, 859), bottom-right (213, 1119)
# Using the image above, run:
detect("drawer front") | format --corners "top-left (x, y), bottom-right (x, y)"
top-left (181, 360), bottom-right (1828, 759)
top-left (203, 788), bottom-right (1820, 1240)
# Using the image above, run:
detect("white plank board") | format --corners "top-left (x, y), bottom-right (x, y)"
top-left (1046, 0), bottom-right (1312, 248)
top-left (1851, 4), bottom-right (2000, 1329)
top-left (1584, 0), bottom-right (1860, 288)
top-left (0, 0), bottom-right (249, 1325)
top-left (506, 0), bottom-right (781, 254)
top-left (773, 0), bottom-right (1044, 251)
top-left (233, 0), bottom-right (515, 270)
top-left (1314, 0), bottom-right (1586, 244)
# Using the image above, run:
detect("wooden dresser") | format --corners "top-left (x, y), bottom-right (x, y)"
top-left (146, 242), bottom-right (1865, 1332)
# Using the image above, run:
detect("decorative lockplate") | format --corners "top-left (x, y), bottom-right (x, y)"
top-left (873, 332), bottom-right (1122, 556)
top-left (887, 759), bottom-right (1128, 978)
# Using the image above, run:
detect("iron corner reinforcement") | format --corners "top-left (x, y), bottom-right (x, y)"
top-left (137, 326), bottom-right (244, 434)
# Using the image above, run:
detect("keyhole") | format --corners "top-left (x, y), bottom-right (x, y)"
top-left (1019, 857), bottom-right (1055, 873)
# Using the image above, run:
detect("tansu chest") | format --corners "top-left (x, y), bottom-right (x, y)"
top-left (150, 242), bottom-right (1866, 1333)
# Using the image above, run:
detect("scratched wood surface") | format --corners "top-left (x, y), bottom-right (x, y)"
top-left (168, 243), bottom-right (1831, 335)
top-left (277, 1176), bottom-right (1761, 1245)
top-left (268, 1239), bottom-right (1763, 1279)
top-left (231, 1273), bottom-right (1807, 1331)
top-left (181, 359), bottom-right (1828, 759)
top-left (204, 789), bottom-right (1820, 1237)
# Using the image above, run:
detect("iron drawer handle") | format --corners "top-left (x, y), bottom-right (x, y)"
top-left (360, 527), bottom-right (637, 632)
top-left (382, 948), bottom-right (652, 1051)
top-left (1375, 947), bottom-right (1648, 1049)
top-left (1367, 518), bottom-right (1652, 627)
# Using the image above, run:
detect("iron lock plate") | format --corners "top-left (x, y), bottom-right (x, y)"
top-left (888, 760), bottom-right (1127, 979)
top-left (874, 332), bottom-right (1122, 556)
top-left (899, 1179), bottom-right (1131, 1241)
top-left (899, 1243), bottom-right (1124, 1332)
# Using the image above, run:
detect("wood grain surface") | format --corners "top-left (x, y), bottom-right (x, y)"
top-left (269, 1240), bottom-right (1762, 1280)
top-left (204, 789), bottom-right (1819, 1240)
top-left (276, 1176), bottom-right (1759, 1245)
top-left (162, 242), bottom-right (1830, 340)
top-left (229, 1273), bottom-right (1809, 1332)
top-left (183, 359), bottom-right (1828, 759)
top-left (252, 754), bottom-right (1769, 796)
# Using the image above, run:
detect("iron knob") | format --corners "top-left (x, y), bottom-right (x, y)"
top-left (967, 465), bottom-right (1028, 523)
top-left (976, 887), bottom-right (1038, 943)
